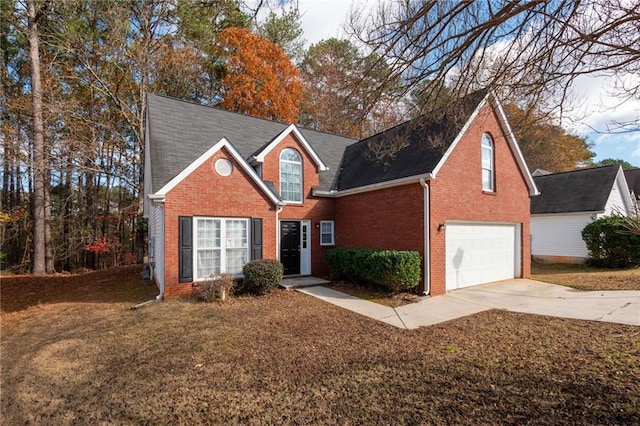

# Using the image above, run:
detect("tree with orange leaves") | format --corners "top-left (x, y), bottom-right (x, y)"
top-left (217, 27), bottom-right (301, 122)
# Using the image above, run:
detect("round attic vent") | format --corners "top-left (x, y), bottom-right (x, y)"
top-left (215, 158), bottom-right (233, 176)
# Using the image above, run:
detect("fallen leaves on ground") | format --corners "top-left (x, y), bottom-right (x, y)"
top-left (1, 267), bottom-right (638, 424)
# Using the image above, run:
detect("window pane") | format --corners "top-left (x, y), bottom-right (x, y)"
top-left (225, 219), bottom-right (247, 248)
top-left (483, 169), bottom-right (493, 191)
top-left (197, 249), bottom-right (221, 278)
top-left (225, 248), bottom-right (247, 274)
top-left (280, 149), bottom-right (302, 202)
top-left (482, 147), bottom-right (492, 169)
top-left (197, 219), bottom-right (220, 248)
top-left (320, 221), bottom-right (334, 245)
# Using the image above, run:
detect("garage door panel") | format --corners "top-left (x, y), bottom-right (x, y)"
top-left (446, 223), bottom-right (517, 291)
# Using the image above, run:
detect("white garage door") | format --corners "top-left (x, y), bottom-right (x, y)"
top-left (446, 223), bottom-right (518, 291)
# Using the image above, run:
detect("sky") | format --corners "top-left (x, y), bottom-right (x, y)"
top-left (293, 0), bottom-right (640, 168)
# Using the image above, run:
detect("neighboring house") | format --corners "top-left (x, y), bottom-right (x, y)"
top-left (144, 90), bottom-right (538, 299)
top-left (530, 165), bottom-right (634, 263)
top-left (624, 168), bottom-right (640, 210)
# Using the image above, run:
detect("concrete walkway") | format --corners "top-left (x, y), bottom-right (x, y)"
top-left (297, 279), bottom-right (640, 329)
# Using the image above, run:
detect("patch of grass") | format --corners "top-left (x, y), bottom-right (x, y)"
top-left (1, 270), bottom-right (639, 424)
top-left (532, 262), bottom-right (640, 291)
top-left (0, 265), bottom-right (158, 314)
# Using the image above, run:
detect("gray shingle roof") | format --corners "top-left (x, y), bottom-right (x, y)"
top-left (624, 168), bottom-right (640, 201)
top-left (336, 90), bottom-right (488, 190)
top-left (531, 165), bottom-right (620, 214)
top-left (146, 94), bottom-right (356, 193)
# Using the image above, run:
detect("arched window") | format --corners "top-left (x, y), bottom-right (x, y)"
top-left (280, 148), bottom-right (303, 202)
top-left (481, 133), bottom-right (494, 192)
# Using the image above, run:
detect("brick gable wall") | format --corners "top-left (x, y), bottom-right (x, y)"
top-left (260, 134), bottom-right (336, 275)
top-left (162, 147), bottom-right (277, 299)
top-left (428, 102), bottom-right (531, 295)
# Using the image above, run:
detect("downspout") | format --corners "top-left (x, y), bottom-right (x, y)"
top-left (156, 204), bottom-right (164, 301)
top-left (419, 177), bottom-right (431, 296)
top-left (275, 205), bottom-right (284, 260)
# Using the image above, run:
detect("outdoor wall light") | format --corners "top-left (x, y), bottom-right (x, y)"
top-left (438, 223), bottom-right (446, 231)
top-left (315, 223), bottom-right (320, 228)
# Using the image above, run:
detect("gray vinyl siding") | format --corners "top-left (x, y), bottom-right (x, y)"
top-left (148, 203), bottom-right (165, 291)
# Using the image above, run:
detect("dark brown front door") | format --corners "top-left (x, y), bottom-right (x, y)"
top-left (280, 221), bottom-right (300, 275)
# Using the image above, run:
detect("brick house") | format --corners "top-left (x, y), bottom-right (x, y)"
top-left (144, 90), bottom-right (538, 299)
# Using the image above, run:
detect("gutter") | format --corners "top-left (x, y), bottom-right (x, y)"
top-left (313, 174), bottom-right (428, 198)
top-left (420, 176), bottom-right (433, 296)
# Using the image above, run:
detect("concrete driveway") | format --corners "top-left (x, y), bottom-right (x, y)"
top-left (297, 279), bottom-right (640, 329)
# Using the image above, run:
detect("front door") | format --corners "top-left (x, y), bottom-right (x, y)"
top-left (280, 221), bottom-right (301, 275)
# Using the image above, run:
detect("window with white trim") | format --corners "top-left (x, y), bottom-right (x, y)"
top-left (320, 220), bottom-right (335, 246)
top-left (195, 218), bottom-right (249, 279)
top-left (280, 148), bottom-right (303, 202)
top-left (481, 133), bottom-right (494, 192)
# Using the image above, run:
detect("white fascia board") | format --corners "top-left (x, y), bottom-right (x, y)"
top-left (490, 93), bottom-right (540, 197)
top-left (154, 137), bottom-right (282, 206)
top-left (430, 93), bottom-right (489, 179)
top-left (254, 124), bottom-right (328, 171)
top-left (314, 173), bottom-right (434, 198)
top-left (614, 166), bottom-right (634, 214)
top-left (430, 91), bottom-right (540, 197)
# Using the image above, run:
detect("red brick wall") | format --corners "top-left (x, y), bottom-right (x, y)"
top-left (162, 135), bottom-right (338, 299)
top-left (163, 147), bottom-right (278, 299)
top-left (335, 101), bottom-right (531, 296)
top-left (428, 102), bottom-right (531, 295)
top-left (335, 182), bottom-right (426, 279)
top-left (261, 134), bottom-right (336, 275)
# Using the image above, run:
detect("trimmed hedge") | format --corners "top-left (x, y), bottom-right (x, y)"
top-left (325, 248), bottom-right (421, 292)
top-left (242, 259), bottom-right (284, 294)
top-left (582, 216), bottom-right (640, 268)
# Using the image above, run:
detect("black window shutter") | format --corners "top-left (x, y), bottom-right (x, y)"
top-left (251, 218), bottom-right (263, 260)
top-left (179, 216), bottom-right (193, 282)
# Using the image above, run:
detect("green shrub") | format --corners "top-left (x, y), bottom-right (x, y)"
top-left (196, 274), bottom-right (235, 302)
top-left (242, 259), bottom-right (284, 295)
top-left (325, 248), bottom-right (421, 292)
top-left (582, 216), bottom-right (640, 268)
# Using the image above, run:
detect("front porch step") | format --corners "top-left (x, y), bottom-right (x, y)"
top-left (280, 276), bottom-right (331, 290)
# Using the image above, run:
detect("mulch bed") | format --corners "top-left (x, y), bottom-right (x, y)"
top-left (326, 280), bottom-right (419, 307)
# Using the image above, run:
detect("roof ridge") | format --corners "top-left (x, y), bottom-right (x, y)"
top-left (350, 89), bottom-right (489, 148)
top-left (532, 164), bottom-right (619, 179)
top-left (147, 93), bottom-right (357, 142)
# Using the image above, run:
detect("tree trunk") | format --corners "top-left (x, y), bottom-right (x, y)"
top-left (27, 0), bottom-right (48, 275)
top-left (44, 168), bottom-right (54, 272)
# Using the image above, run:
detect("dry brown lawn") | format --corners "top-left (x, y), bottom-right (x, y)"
top-left (1, 266), bottom-right (639, 424)
top-left (532, 262), bottom-right (640, 291)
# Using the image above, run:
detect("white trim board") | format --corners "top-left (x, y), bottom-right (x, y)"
top-left (253, 124), bottom-right (328, 171)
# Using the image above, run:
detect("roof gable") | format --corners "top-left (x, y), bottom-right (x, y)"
top-left (531, 165), bottom-right (622, 214)
top-left (335, 90), bottom-right (537, 196)
top-left (145, 94), bottom-right (354, 194)
top-left (252, 124), bottom-right (328, 171)
top-left (152, 137), bottom-right (282, 205)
